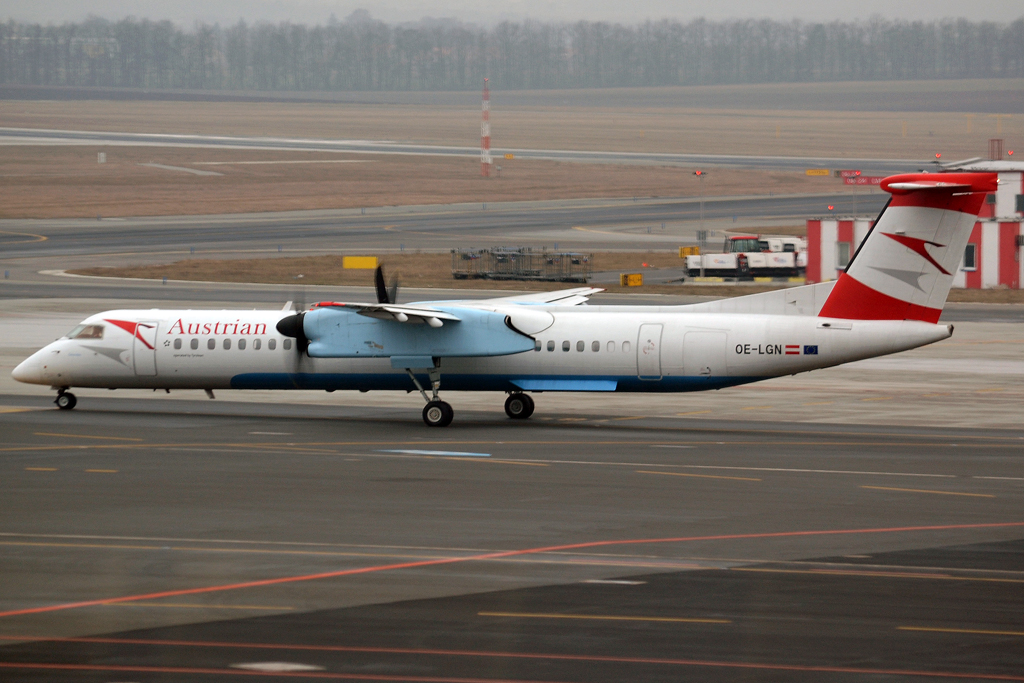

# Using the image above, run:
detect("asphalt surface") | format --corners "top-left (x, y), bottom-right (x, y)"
top-left (1, 396), bottom-right (1022, 681)
top-left (2, 189), bottom-right (1023, 681)
top-left (0, 127), bottom-right (931, 175)
top-left (0, 193), bottom-right (888, 260)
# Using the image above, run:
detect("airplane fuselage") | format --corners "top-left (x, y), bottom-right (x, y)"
top-left (14, 307), bottom-right (952, 393)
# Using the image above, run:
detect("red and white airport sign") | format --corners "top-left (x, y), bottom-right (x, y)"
top-left (838, 169), bottom-right (862, 178)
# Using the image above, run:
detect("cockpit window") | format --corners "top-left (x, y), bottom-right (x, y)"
top-left (66, 324), bottom-right (104, 340)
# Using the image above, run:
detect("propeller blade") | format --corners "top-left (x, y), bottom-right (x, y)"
top-left (387, 272), bottom-right (399, 306)
top-left (374, 265), bottom-right (391, 304)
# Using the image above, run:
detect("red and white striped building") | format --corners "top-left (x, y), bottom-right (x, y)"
top-left (806, 166), bottom-right (1024, 289)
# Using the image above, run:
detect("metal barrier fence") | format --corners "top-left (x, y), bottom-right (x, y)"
top-left (452, 248), bottom-right (592, 283)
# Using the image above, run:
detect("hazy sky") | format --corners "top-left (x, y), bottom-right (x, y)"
top-left (5, 0), bottom-right (1018, 26)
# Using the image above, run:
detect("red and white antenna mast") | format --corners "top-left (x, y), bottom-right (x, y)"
top-left (481, 77), bottom-right (491, 177)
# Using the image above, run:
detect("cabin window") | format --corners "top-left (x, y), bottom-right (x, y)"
top-left (238, 338), bottom-right (246, 350)
top-left (191, 338), bottom-right (199, 350)
top-left (622, 341), bottom-right (631, 352)
top-left (253, 339), bottom-right (261, 350)
top-left (607, 341), bottom-right (615, 352)
top-left (592, 341), bottom-right (600, 352)
top-left (837, 242), bottom-right (852, 269)
top-left (268, 339), bottom-right (277, 350)
top-left (207, 338), bottom-right (216, 350)
top-left (534, 339), bottom-right (541, 351)
top-left (547, 340), bottom-right (554, 352)
top-left (283, 339), bottom-right (292, 350)
top-left (223, 338), bottom-right (231, 350)
top-left (962, 243), bottom-right (978, 271)
top-left (562, 340), bottom-right (570, 352)
top-left (173, 338), bottom-right (181, 350)
top-left (66, 324), bottom-right (104, 340)
top-left (576, 341), bottom-right (585, 352)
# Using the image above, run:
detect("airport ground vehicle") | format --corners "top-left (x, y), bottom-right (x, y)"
top-left (685, 234), bottom-right (808, 277)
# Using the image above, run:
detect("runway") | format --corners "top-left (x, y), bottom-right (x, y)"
top-left (0, 126), bottom-right (929, 175)
top-left (1, 397), bottom-right (1023, 681)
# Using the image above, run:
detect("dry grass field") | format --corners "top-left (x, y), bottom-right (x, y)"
top-left (2, 79), bottom-right (1020, 218)
top-left (0, 145), bottom-right (840, 219)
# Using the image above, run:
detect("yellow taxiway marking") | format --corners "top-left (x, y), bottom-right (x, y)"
top-left (899, 626), bottom-right (1024, 637)
top-left (922, 393), bottom-right (952, 398)
top-left (24, 467), bottom-right (57, 472)
top-left (35, 432), bottom-right (143, 441)
top-left (733, 567), bottom-right (1024, 583)
top-left (637, 470), bottom-right (761, 482)
top-left (740, 405), bottom-right (773, 410)
top-left (0, 407), bottom-right (36, 414)
top-left (103, 602), bottom-right (295, 610)
top-left (0, 230), bottom-right (47, 244)
top-left (479, 611), bottom-right (730, 624)
top-left (85, 469), bottom-right (118, 473)
top-left (676, 410), bottom-right (712, 416)
top-left (975, 388), bottom-right (1005, 393)
top-left (861, 486), bottom-right (994, 498)
top-left (860, 396), bottom-right (894, 402)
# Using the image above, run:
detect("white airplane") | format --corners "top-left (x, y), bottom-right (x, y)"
top-left (13, 172), bottom-right (995, 427)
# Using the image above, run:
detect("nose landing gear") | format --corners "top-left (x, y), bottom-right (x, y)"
top-left (55, 388), bottom-right (77, 410)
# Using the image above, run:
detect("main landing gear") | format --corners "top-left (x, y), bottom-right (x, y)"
top-left (406, 366), bottom-right (454, 427)
top-left (504, 392), bottom-right (535, 420)
top-left (55, 388), bottom-right (77, 410)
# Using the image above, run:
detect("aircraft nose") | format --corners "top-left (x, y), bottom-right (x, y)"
top-left (12, 354), bottom-right (44, 384)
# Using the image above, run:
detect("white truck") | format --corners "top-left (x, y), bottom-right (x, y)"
top-left (685, 235), bottom-right (807, 278)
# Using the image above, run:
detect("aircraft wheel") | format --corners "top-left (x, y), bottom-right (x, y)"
top-left (55, 392), bottom-right (77, 410)
top-left (423, 400), bottom-right (454, 427)
top-left (504, 393), bottom-right (534, 420)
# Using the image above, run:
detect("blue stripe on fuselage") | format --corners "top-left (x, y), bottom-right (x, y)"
top-left (229, 372), bottom-right (755, 392)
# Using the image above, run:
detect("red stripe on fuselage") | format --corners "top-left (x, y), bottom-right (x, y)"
top-left (817, 274), bottom-right (942, 323)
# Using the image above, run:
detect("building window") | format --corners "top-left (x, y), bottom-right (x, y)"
top-left (173, 338), bottom-right (181, 350)
top-left (207, 338), bottom-right (216, 350)
top-left (562, 340), bottom-right (570, 352)
top-left (238, 338), bottom-right (246, 350)
top-left (962, 243), bottom-right (978, 271)
top-left (592, 341), bottom-right (600, 352)
top-left (268, 339), bottom-right (277, 350)
top-left (986, 193), bottom-right (997, 205)
top-left (1016, 194), bottom-right (1024, 213)
top-left (191, 339), bottom-right (199, 350)
top-left (837, 242), bottom-right (852, 269)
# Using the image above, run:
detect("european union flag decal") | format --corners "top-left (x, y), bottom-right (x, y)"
top-left (804, 345), bottom-right (819, 355)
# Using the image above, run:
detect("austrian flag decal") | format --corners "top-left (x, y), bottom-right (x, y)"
top-left (784, 345), bottom-right (819, 356)
top-left (785, 345), bottom-right (800, 355)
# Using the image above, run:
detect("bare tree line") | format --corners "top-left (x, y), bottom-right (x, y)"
top-left (1, 14), bottom-right (1022, 91)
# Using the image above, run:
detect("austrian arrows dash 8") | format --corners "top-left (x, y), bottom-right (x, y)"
top-left (13, 173), bottom-right (997, 426)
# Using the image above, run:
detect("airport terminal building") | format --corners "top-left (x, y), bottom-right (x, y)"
top-left (806, 165), bottom-right (1024, 289)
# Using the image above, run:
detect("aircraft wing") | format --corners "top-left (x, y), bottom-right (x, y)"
top-left (312, 301), bottom-right (460, 327)
top-left (473, 287), bottom-right (604, 307)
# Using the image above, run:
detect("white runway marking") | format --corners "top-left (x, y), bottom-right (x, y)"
top-left (138, 163), bottom-right (223, 176)
top-left (378, 449), bottom-right (491, 457)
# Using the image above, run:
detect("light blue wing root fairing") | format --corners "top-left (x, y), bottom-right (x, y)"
top-left (303, 305), bottom-right (536, 359)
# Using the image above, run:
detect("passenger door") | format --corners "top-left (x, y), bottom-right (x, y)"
top-left (133, 321), bottom-right (158, 376)
top-left (637, 324), bottom-right (663, 380)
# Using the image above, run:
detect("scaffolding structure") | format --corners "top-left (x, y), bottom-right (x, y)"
top-left (451, 248), bottom-right (592, 283)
